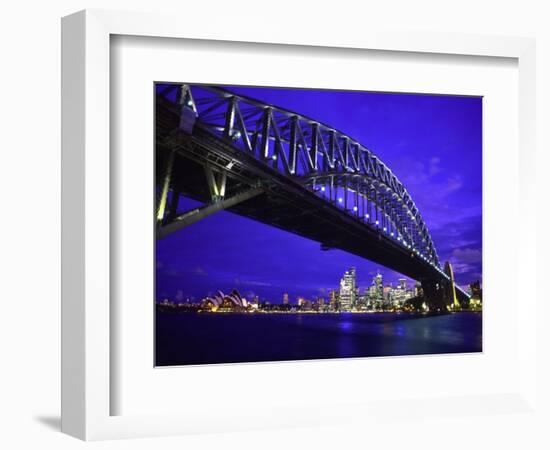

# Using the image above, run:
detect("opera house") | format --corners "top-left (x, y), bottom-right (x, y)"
top-left (202, 289), bottom-right (250, 312)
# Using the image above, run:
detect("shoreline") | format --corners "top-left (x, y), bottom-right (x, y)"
top-left (156, 307), bottom-right (482, 316)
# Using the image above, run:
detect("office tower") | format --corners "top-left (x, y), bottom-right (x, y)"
top-left (371, 271), bottom-right (384, 307)
top-left (398, 278), bottom-right (407, 290)
top-left (339, 267), bottom-right (357, 311)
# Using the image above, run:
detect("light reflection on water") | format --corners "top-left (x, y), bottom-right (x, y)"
top-left (394, 325), bottom-right (405, 337)
top-left (338, 320), bottom-right (354, 332)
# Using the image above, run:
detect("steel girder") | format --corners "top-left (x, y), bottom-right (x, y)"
top-left (158, 84), bottom-right (442, 270)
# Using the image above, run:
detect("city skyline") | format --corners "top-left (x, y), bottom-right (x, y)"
top-left (157, 264), bottom-right (477, 306)
top-left (156, 86), bottom-right (482, 303)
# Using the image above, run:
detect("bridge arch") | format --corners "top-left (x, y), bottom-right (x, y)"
top-left (159, 84), bottom-right (441, 268)
top-left (155, 83), bottom-right (472, 303)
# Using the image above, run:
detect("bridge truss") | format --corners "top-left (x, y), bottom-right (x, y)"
top-left (156, 83), bottom-right (469, 300)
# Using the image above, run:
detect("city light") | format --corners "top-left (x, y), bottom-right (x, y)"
top-left (353, 206), bottom-right (358, 212)
top-left (320, 186), bottom-right (326, 192)
top-left (157, 263), bottom-right (481, 320)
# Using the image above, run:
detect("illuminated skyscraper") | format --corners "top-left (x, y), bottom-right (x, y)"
top-left (383, 285), bottom-right (392, 304)
top-left (393, 278), bottom-right (410, 305)
top-left (371, 272), bottom-right (384, 307)
top-left (339, 267), bottom-right (357, 311)
top-left (283, 293), bottom-right (289, 305)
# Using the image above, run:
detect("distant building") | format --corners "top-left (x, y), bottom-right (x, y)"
top-left (329, 290), bottom-right (339, 311)
top-left (356, 289), bottom-right (369, 309)
top-left (469, 280), bottom-right (482, 308)
top-left (339, 267), bottom-right (357, 311)
top-left (283, 293), bottom-right (289, 305)
top-left (470, 280), bottom-right (482, 302)
top-left (390, 278), bottom-right (412, 306)
top-left (383, 285), bottom-right (392, 304)
top-left (369, 272), bottom-right (384, 308)
top-left (202, 289), bottom-right (248, 312)
top-left (414, 281), bottom-right (423, 298)
top-left (368, 284), bottom-right (378, 300)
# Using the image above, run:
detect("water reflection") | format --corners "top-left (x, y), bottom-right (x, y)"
top-left (394, 325), bottom-right (405, 337)
top-left (156, 312), bottom-right (482, 366)
top-left (338, 320), bottom-right (354, 332)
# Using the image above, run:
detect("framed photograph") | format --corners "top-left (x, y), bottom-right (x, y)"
top-left (62, 9), bottom-right (537, 441)
top-left (154, 82), bottom-right (482, 367)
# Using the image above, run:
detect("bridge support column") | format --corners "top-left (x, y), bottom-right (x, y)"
top-left (156, 186), bottom-right (265, 239)
top-left (420, 280), bottom-right (447, 312)
top-left (156, 150), bottom-right (175, 225)
top-left (205, 164), bottom-right (227, 202)
top-left (166, 189), bottom-right (180, 223)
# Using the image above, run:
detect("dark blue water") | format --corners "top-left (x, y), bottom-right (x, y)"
top-left (155, 312), bottom-right (482, 366)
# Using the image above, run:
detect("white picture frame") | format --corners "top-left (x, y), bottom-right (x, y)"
top-left (61, 9), bottom-right (537, 441)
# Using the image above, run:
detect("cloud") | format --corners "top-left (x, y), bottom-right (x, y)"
top-left (193, 266), bottom-right (208, 276)
top-left (429, 157), bottom-right (441, 176)
top-left (450, 261), bottom-right (473, 274)
top-left (445, 175), bottom-right (463, 193)
top-left (244, 280), bottom-right (273, 287)
top-left (398, 156), bottom-right (464, 208)
top-left (234, 277), bottom-right (273, 287)
top-left (447, 254), bottom-right (482, 286)
top-left (452, 247), bottom-right (482, 264)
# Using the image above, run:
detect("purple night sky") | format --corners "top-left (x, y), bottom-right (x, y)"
top-left (156, 85), bottom-right (482, 304)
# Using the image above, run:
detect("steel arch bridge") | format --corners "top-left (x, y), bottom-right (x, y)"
top-left (155, 83), bottom-right (469, 308)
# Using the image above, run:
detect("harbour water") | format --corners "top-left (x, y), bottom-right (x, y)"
top-left (155, 311), bottom-right (482, 366)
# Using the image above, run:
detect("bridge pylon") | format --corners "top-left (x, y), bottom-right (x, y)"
top-left (421, 261), bottom-right (464, 312)
top-left (444, 261), bottom-right (462, 310)
top-left (420, 279), bottom-right (447, 312)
